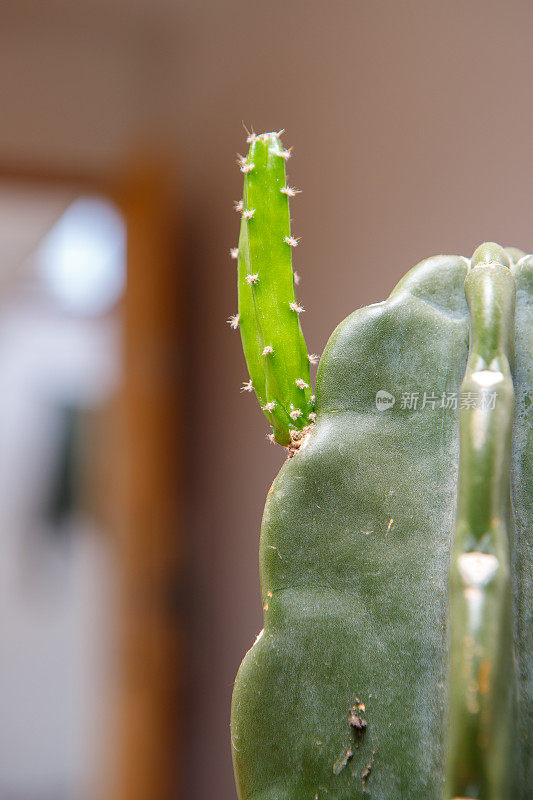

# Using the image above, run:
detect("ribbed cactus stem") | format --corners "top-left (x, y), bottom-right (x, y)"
top-left (235, 132), bottom-right (314, 446)
top-left (445, 243), bottom-right (515, 799)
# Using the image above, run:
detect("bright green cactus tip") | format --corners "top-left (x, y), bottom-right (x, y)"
top-left (228, 130), bottom-right (316, 446)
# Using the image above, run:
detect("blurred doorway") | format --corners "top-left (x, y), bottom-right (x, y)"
top-left (0, 163), bottom-right (182, 800)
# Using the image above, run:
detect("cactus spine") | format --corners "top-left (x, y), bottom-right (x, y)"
top-left (445, 243), bottom-right (516, 799)
top-left (233, 131), bottom-right (314, 446)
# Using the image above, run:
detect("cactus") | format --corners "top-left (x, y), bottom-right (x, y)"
top-left (231, 131), bottom-right (314, 446)
top-left (445, 242), bottom-right (516, 798)
top-left (229, 133), bottom-right (532, 799)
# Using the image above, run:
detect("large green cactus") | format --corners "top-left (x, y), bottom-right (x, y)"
top-left (230, 134), bottom-right (532, 799)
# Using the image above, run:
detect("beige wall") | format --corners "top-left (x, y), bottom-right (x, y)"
top-left (2, 2), bottom-right (533, 798)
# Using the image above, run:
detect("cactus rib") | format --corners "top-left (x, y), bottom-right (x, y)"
top-left (235, 132), bottom-right (314, 446)
top-left (445, 243), bottom-right (516, 799)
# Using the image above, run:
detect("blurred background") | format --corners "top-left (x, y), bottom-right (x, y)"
top-left (0, 1), bottom-right (532, 798)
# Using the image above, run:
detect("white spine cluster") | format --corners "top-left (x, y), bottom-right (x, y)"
top-left (289, 301), bottom-right (304, 314)
top-left (280, 186), bottom-right (300, 197)
top-left (284, 235), bottom-right (299, 247)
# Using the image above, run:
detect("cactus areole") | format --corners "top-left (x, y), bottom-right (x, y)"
top-left (229, 133), bottom-right (532, 799)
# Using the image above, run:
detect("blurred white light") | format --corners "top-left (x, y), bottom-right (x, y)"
top-left (37, 197), bottom-right (126, 316)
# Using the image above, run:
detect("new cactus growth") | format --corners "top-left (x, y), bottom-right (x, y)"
top-left (229, 134), bottom-right (532, 799)
top-left (232, 131), bottom-right (314, 445)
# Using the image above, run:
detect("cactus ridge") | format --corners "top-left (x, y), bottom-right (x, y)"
top-left (234, 131), bottom-right (314, 446)
top-left (445, 243), bottom-right (516, 799)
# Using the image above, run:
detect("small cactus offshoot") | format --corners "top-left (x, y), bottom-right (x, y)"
top-left (232, 131), bottom-right (314, 446)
